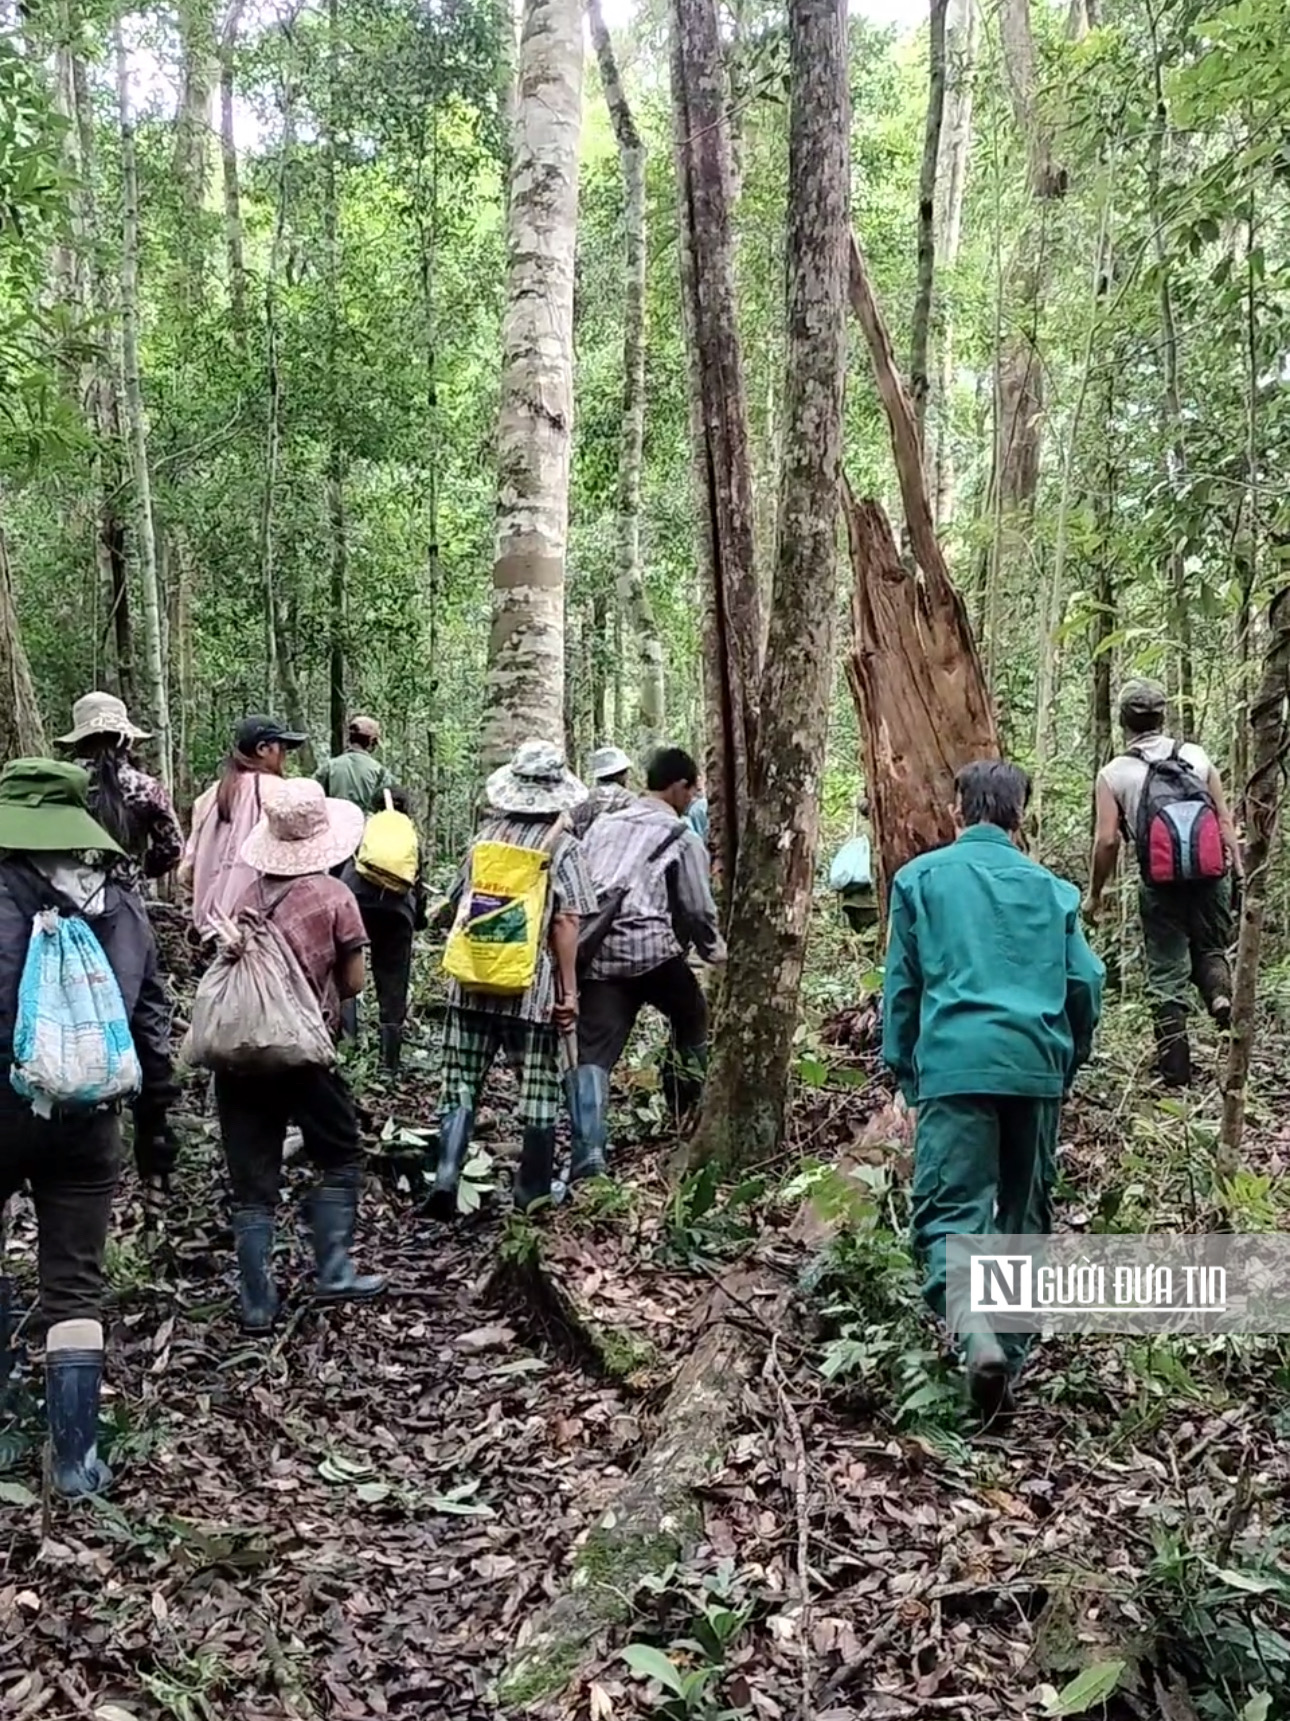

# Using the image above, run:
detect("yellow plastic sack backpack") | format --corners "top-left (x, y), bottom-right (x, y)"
top-left (356, 793), bottom-right (420, 892)
top-left (442, 833), bottom-right (558, 997)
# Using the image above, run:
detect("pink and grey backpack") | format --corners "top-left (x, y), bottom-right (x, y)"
top-left (1131, 743), bottom-right (1226, 886)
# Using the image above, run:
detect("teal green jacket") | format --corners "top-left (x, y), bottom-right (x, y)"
top-left (882, 824), bottom-right (1105, 1105)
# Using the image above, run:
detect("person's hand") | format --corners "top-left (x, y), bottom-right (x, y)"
top-left (552, 992), bottom-right (579, 1033)
top-left (1081, 894), bottom-right (1100, 927)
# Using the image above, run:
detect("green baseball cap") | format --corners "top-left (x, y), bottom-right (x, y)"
top-left (0, 758), bottom-right (123, 855)
top-left (1117, 678), bottom-right (1167, 720)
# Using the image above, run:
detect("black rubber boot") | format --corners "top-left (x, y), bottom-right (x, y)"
top-left (514, 1127), bottom-right (557, 1213)
top-left (232, 1209), bottom-right (279, 1333)
top-left (426, 1107), bottom-right (474, 1219)
top-left (339, 998), bottom-right (359, 1043)
top-left (1154, 1003), bottom-right (1192, 1087)
top-left (311, 1174), bottom-right (386, 1302)
top-left (965, 1332), bottom-right (1015, 1427)
top-left (45, 1326), bottom-right (112, 1499)
top-left (378, 1024), bottom-right (404, 1073)
top-left (567, 1065), bottom-right (611, 1183)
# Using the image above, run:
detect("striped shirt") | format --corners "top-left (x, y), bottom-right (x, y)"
top-left (580, 800), bottom-right (724, 979)
top-left (570, 781), bottom-right (636, 838)
top-left (446, 814), bottom-right (597, 1024)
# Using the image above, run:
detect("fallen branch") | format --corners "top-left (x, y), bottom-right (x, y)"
top-left (494, 1267), bottom-right (785, 1712)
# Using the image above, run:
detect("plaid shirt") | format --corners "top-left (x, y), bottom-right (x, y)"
top-left (446, 814), bottom-right (597, 1024)
top-left (580, 801), bottom-right (723, 979)
top-left (237, 873), bottom-right (368, 1034)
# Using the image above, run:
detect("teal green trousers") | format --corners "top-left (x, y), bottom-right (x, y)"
top-left (911, 1095), bottom-right (1061, 1372)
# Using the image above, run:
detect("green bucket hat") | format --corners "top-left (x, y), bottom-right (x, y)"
top-left (0, 758), bottom-right (123, 855)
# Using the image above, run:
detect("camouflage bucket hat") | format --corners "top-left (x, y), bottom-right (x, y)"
top-left (485, 740), bottom-right (588, 816)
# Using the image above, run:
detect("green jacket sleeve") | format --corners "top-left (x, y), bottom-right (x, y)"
top-left (1064, 906), bottom-right (1105, 1077)
top-left (881, 877), bottom-right (922, 1107)
top-left (316, 760), bottom-right (331, 793)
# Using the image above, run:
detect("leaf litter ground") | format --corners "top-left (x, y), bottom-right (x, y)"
top-left (0, 979), bottom-right (1287, 1721)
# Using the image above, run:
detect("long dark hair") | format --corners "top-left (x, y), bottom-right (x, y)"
top-left (215, 750), bottom-right (263, 824)
top-left (81, 741), bottom-right (143, 855)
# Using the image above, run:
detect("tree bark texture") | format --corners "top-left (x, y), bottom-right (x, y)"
top-left (0, 520), bottom-right (48, 762)
top-left (480, 0), bottom-right (584, 771)
top-left (930, 0), bottom-right (976, 526)
top-left (690, 0), bottom-right (849, 1170)
top-left (1220, 588), bottom-right (1290, 1168)
top-left (988, 0), bottom-right (1067, 529)
top-left (589, 0), bottom-right (665, 741)
top-left (173, 0), bottom-right (216, 316)
top-left (910, 0), bottom-right (948, 445)
top-left (843, 490), bottom-right (998, 902)
top-left (669, 0), bottom-right (760, 886)
top-left (325, 0), bottom-right (346, 757)
top-left (115, 21), bottom-right (173, 792)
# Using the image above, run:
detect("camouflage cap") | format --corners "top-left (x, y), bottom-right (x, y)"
top-left (1117, 677), bottom-right (1167, 720)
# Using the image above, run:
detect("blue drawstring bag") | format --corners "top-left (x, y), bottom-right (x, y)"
top-left (828, 834), bottom-right (873, 893)
top-left (10, 910), bottom-right (141, 1118)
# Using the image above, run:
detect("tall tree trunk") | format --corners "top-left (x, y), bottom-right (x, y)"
top-left (670, 0), bottom-right (760, 886)
top-left (115, 18), bottom-right (172, 791)
top-left (219, 0), bottom-right (248, 345)
top-left (0, 515), bottom-right (48, 761)
top-left (589, 0), bottom-right (664, 741)
top-left (1090, 353), bottom-right (1116, 794)
top-left (173, 0), bottom-right (216, 316)
top-left (1219, 588), bottom-right (1290, 1170)
top-left (987, 0), bottom-right (1067, 540)
top-left (325, 0), bottom-right (346, 756)
top-left (1145, 1), bottom-right (1193, 736)
top-left (690, 0), bottom-right (849, 1170)
top-left (419, 113), bottom-right (442, 845)
top-left (479, 0), bottom-right (584, 770)
top-left (910, 0), bottom-right (948, 444)
top-left (930, 0), bottom-right (976, 525)
top-left (846, 237), bottom-right (999, 899)
top-left (260, 66), bottom-right (295, 713)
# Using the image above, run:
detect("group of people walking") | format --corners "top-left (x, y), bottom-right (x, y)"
top-left (0, 671), bottom-right (1240, 1490)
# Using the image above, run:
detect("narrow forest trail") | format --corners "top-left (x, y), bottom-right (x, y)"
top-left (1, 1002), bottom-right (1287, 1720)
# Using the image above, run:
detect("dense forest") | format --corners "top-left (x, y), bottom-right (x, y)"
top-left (1, 0), bottom-right (1290, 1714)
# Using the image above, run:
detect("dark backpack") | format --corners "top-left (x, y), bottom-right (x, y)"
top-left (1131, 743), bottom-right (1226, 886)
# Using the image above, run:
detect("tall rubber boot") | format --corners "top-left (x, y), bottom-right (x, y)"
top-left (426, 1108), bottom-right (474, 1220)
top-left (45, 1320), bottom-right (112, 1498)
top-left (232, 1209), bottom-right (279, 1333)
top-left (1153, 1003), bottom-right (1192, 1087)
top-left (339, 998), bottom-right (359, 1043)
top-left (311, 1172), bottom-right (386, 1302)
top-left (514, 1126), bottom-right (557, 1213)
top-left (1195, 953), bottom-right (1233, 1029)
top-left (378, 1024), bottom-right (404, 1073)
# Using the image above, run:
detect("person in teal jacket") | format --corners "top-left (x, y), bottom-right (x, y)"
top-left (882, 760), bottom-right (1105, 1421)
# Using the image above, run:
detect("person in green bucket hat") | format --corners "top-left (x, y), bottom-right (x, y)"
top-left (0, 758), bottom-right (178, 1498)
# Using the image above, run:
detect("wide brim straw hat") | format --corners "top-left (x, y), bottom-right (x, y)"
top-left (485, 739), bottom-right (588, 816)
top-left (58, 690), bottom-right (150, 747)
top-left (0, 758), bottom-right (123, 855)
top-left (240, 778), bottom-right (366, 878)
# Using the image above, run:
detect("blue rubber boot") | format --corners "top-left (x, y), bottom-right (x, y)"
top-left (312, 1174), bottom-right (386, 1302)
top-left (233, 1209), bottom-right (279, 1332)
top-left (45, 1321), bottom-right (112, 1499)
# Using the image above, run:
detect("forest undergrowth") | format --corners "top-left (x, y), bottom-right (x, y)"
top-left (0, 927), bottom-right (1287, 1721)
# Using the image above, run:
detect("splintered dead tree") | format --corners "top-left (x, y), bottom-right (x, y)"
top-left (669, 0), bottom-right (760, 884)
top-left (1220, 588), bottom-right (1290, 1171)
top-left (588, 0), bottom-right (664, 742)
top-left (846, 235), bottom-right (999, 900)
top-left (479, 0), bottom-right (584, 771)
top-left (689, 0), bottom-right (849, 1170)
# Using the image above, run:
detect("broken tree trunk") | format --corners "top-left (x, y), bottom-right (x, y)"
top-left (1219, 587), bottom-right (1290, 1172)
top-left (843, 488), bottom-right (997, 901)
top-left (845, 234), bottom-right (998, 897)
